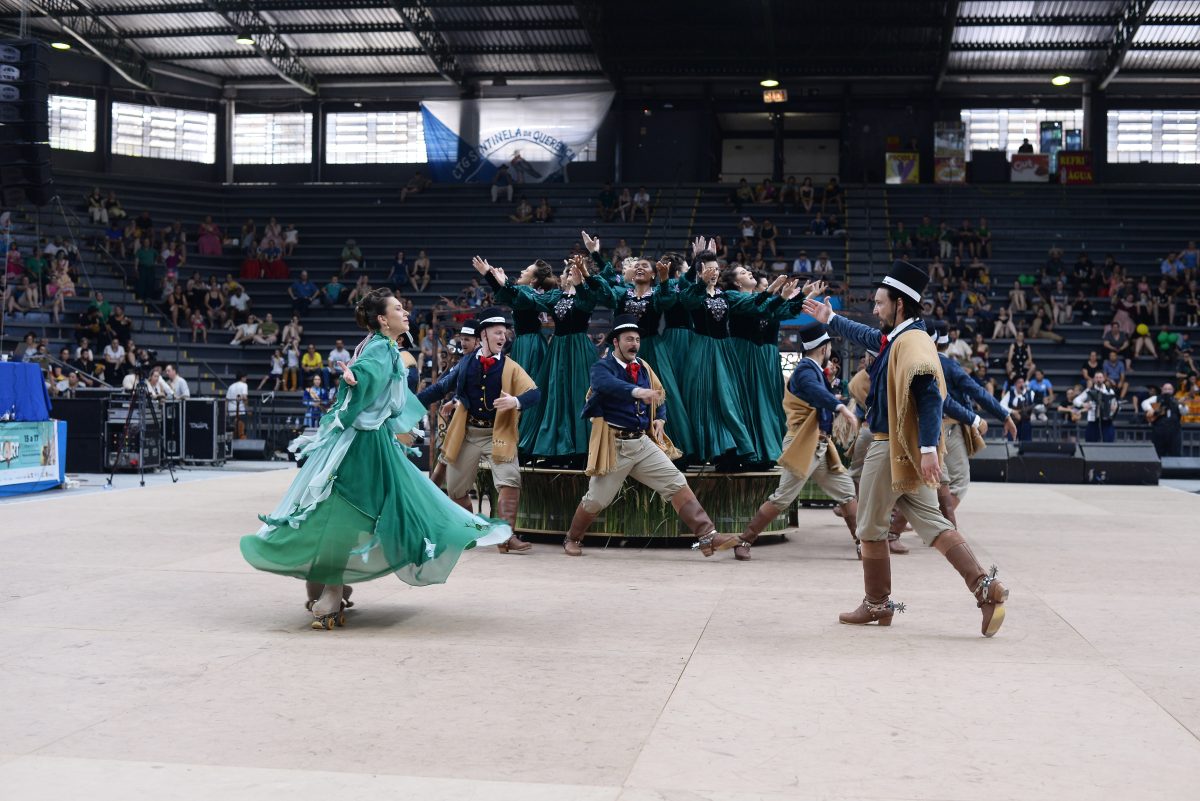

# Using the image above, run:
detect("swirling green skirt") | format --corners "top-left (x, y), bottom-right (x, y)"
top-left (527, 331), bottom-right (597, 458)
top-left (639, 335), bottom-right (695, 458)
top-left (730, 338), bottom-right (785, 464)
top-left (241, 427), bottom-right (510, 586)
top-left (511, 332), bottom-right (549, 452)
top-left (678, 335), bottom-right (755, 463)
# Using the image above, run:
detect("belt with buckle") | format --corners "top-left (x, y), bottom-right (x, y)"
top-left (612, 428), bottom-right (645, 440)
top-left (872, 432), bottom-right (890, 441)
top-left (467, 415), bottom-right (494, 428)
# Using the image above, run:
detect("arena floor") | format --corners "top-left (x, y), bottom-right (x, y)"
top-left (2, 469), bottom-right (1198, 800)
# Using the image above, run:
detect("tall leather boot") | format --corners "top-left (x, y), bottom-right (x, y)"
top-left (496, 487), bottom-right (532, 553)
top-left (887, 508), bottom-right (910, 554)
top-left (452, 495), bottom-right (474, 513)
top-left (430, 460), bottom-right (447, 489)
top-left (936, 483), bottom-right (958, 528)
top-left (934, 530), bottom-right (1009, 637)
top-left (563, 505), bottom-right (597, 556)
top-left (671, 487), bottom-right (737, 557)
top-left (734, 502), bottom-right (779, 561)
top-left (840, 500), bottom-right (862, 560)
top-left (839, 540), bottom-right (905, 626)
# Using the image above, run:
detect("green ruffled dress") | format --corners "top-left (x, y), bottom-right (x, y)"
top-left (508, 303), bottom-right (549, 450)
top-left (728, 297), bottom-right (795, 465)
top-left (240, 335), bottom-right (511, 586)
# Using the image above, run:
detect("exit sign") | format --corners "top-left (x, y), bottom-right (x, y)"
top-left (763, 88), bottom-right (788, 103)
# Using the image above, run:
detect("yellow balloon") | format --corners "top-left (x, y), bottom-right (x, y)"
top-left (1136, 324), bottom-right (1149, 336)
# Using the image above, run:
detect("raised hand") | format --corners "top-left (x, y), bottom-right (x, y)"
top-left (766, 275), bottom-right (787, 294)
top-left (581, 230), bottom-right (600, 253)
top-left (488, 266), bottom-right (507, 285)
top-left (655, 258), bottom-right (670, 282)
top-left (471, 255), bottom-right (493, 275)
top-left (782, 279), bottom-right (803, 300)
top-left (801, 296), bottom-right (834, 323)
top-left (802, 279), bottom-right (826, 297)
top-left (691, 235), bottom-right (707, 257)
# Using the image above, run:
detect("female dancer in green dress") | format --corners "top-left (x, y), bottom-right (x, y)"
top-left (657, 252), bottom-right (695, 375)
top-left (481, 254), bottom-right (600, 464)
top-left (241, 288), bottom-right (513, 630)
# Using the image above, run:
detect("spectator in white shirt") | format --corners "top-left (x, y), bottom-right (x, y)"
top-left (144, 366), bottom-right (172, 399)
top-left (163, 363), bottom-right (190, 399)
top-left (813, 251), bottom-right (833, 274)
top-left (945, 327), bottom-right (973, 367)
top-left (226, 372), bottom-right (249, 417)
top-left (227, 286), bottom-right (252, 323)
top-left (328, 339), bottom-right (352, 383)
top-left (231, 315), bottom-right (261, 346)
top-left (103, 338), bottom-right (125, 373)
top-left (631, 187), bottom-right (651, 222)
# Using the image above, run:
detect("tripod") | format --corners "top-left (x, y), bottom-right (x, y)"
top-left (106, 375), bottom-right (178, 488)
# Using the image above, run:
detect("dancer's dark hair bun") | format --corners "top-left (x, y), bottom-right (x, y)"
top-left (355, 287), bottom-right (396, 331)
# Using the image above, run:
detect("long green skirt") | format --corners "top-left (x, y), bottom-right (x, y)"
top-left (678, 335), bottom-right (755, 463)
top-left (511, 332), bottom-right (549, 453)
top-left (658, 327), bottom-right (695, 371)
top-left (639, 335), bottom-right (695, 458)
top-left (528, 331), bottom-right (596, 458)
top-left (730, 338), bottom-right (784, 464)
top-left (241, 427), bottom-right (510, 586)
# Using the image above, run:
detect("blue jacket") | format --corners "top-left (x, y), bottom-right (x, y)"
top-left (580, 353), bottom-right (667, 430)
top-left (827, 314), bottom-right (943, 447)
top-left (938, 353), bottom-right (1009, 422)
top-left (416, 349), bottom-right (540, 421)
top-left (787, 358), bottom-right (841, 433)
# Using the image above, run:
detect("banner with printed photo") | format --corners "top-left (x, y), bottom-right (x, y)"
top-left (420, 91), bottom-right (614, 183)
top-left (1010, 154), bottom-right (1050, 182)
top-left (884, 152), bottom-right (919, 184)
top-left (0, 420), bottom-right (65, 495)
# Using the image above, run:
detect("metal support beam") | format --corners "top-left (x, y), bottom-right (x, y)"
top-left (572, 0), bottom-right (615, 83)
top-left (1098, 0), bottom-right (1154, 90)
top-left (391, 1), bottom-right (464, 88)
top-left (152, 44), bottom-right (594, 61)
top-left (27, 0), bottom-right (154, 90)
top-left (202, 0), bottom-right (318, 95)
top-left (118, 19), bottom-right (584, 39)
top-left (934, 0), bottom-right (961, 91)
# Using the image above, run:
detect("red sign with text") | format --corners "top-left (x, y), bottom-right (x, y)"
top-left (1058, 151), bottom-right (1094, 184)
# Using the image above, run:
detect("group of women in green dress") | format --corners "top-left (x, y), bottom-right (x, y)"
top-left (474, 233), bottom-right (807, 470)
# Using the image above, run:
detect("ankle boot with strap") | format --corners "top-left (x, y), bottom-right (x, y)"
top-left (839, 540), bottom-right (905, 626)
top-left (934, 529), bottom-right (1008, 637)
top-left (672, 487), bottom-right (736, 557)
top-left (563, 505), bottom-right (596, 556)
top-left (496, 487), bottom-right (532, 553)
top-left (735, 502), bottom-right (779, 561)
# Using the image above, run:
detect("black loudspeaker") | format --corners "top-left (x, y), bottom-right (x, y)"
top-left (1008, 452), bottom-right (1086, 484)
top-left (969, 150), bottom-right (1009, 183)
top-left (1079, 443), bottom-right (1161, 485)
top-left (968, 441), bottom-right (1011, 482)
top-left (53, 397), bottom-right (107, 473)
top-left (1018, 441), bottom-right (1078, 457)
top-left (161, 400), bottom-right (184, 459)
top-left (0, 40), bottom-right (52, 207)
top-left (230, 438), bottom-right (269, 460)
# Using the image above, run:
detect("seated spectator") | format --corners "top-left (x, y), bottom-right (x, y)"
top-left (103, 338), bottom-right (125, 375)
top-left (914, 216), bottom-right (938, 257)
top-left (1028, 369), bottom-right (1055, 406)
top-left (728, 178), bottom-right (754, 213)
top-left (992, 307), bottom-right (1017, 339)
top-left (227, 286), bottom-right (252, 324)
top-left (615, 186), bottom-right (633, 221)
top-left (197, 216), bottom-right (223, 256)
top-left (258, 349), bottom-right (285, 391)
top-left (1102, 351), bottom-right (1130, 398)
top-left (86, 186), bottom-right (108, 224)
top-left (283, 223), bottom-right (299, 257)
top-left (133, 210), bottom-right (155, 240)
top-left (254, 313), bottom-right (279, 346)
top-left (812, 251), bottom-right (833, 275)
top-left (1071, 290), bottom-right (1094, 325)
top-left (798, 177), bottom-right (815, 213)
top-left (401, 171), bottom-right (431, 203)
top-left (976, 217), bottom-right (993, 258)
top-left (946, 327), bottom-right (972, 367)
top-left (346, 275), bottom-right (372, 307)
top-left (4, 276), bottom-right (40, 315)
top-left (970, 333), bottom-right (989, 368)
top-left (259, 239), bottom-right (288, 280)
top-left (321, 274), bottom-right (347, 307)
top-left (341, 239), bottom-right (363, 273)
top-left (1028, 307), bottom-right (1064, 344)
top-left (1101, 321), bottom-right (1130, 364)
top-left (956, 218), bottom-right (977, 258)
top-left (281, 315), bottom-right (303, 347)
top-left (509, 197), bottom-right (533, 223)
top-left (190, 309), bottom-right (207, 343)
top-left (1153, 279), bottom-right (1177, 326)
top-left (631, 186), bottom-right (652, 222)
top-left (791, 250), bottom-right (812, 275)
top-left (143, 366), bottom-right (173, 400)
top-left (808, 212), bottom-right (828, 236)
top-left (596, 182), bottom-right (617, 222)
top-left (24, 247), bottom-right (47, 286)
top-left (1132, 321), bottom-right (1156, 359)
top-left (164, 363), bottom-right (190, 399)
top-left (758, 218), bottom-right (779, 257)
top-left (890, 221), bottom-right (912, 251)
top-left (288, 271), bottom-right (319, 316)
top-left (282, 342), bottom-right (300, 391)
top-left (778, 175), bottom-right (799, 209)
top-left (755, 179), bottom-right (777, 205)
top-left (490, 164), bottom-right (514, 203)
top-left (104, 191), bottom-right (127, 222)
top-left (388, 250), bottom-right (409, 289)
top-left (301, 343), bottom-right (327, 387)
top-left (612, 239), bottom-right (633, 263)
top-left (327, 339), bottom-right (352, 384)
top-left (1007, 279), bottom-right (1027, 313)
top-left (821, 177), bottom-right (845, 214)
top-left (231, 315), bottom-right (260, 347)
top-left (769, 252), bottom-right (789, 274)
top-left (410, 250), bottom-right (432, 293)
top-left (304, 374), bottom-right (330, 425)
top-left (534, 197), bottom-right (554, 223)
top-left (1161, 252), bottom-right (1182, 282)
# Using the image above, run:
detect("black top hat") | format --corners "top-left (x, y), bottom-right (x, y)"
top-left (475, 308), bottom-right (509, 332)
top-left (798, 322), bottom-right (830, 352)
top-left (458, 318), bottom-right (479, 338)
top-left (608, 314), bottom-right (641, 342)
top-left (929, 320), bottom-right (950, 345)
top-left (875, 259), bottom-right (929, 306)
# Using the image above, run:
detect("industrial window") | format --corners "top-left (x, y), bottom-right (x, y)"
top-left (1107, 110), bottom-right (1200, 164)
top-left (48, 95), bottom-right (96, 152)
top-left (325, 111), bottom-right (426, 164)
top-left (110, 101), bottom-right (217, 164)
top-left (960, 109), bottom-right (1084, 160)
top-left (233, 112), bottom-right (312, 164)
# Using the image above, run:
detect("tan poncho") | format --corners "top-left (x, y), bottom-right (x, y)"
top-left (442, 357), bottom-right (536, 464)
top-left (778, 390), bottom-right (846, 477)
top-left (885, 331), bottom-right (947, 493)
top-left (585, 360), bottom-right (681, 477)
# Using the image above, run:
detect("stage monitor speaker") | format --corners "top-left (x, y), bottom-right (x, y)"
top-left (1008, 454), bottom-right (1086, 484)
top-left (230, 438), bottom-right (269, 460)
top-left (1018, 441), bottom-right (1078, 457)
top-left (161, 400), bottom-right (184, 460)
top-left (184, 399), bottom-right (224, 463)
top-left (52, 397), bottom-right (107, 473)
top-left (1079, 443), bottom-right (1161, 485)
top-left (969, 150), bottom-right (1009, 183)
top-left (968, 441), bottom-right (1011, 482)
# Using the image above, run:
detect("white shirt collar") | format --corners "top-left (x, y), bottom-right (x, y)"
top-left (612, 353), bottom-right (637, 369)
top-left (888, 317), bottom-right (917, 338)
top-left (804, 356), bottom-right (824, 369)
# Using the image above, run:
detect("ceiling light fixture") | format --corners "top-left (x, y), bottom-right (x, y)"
top-left (236, 34), bottom-right (255, 46)
top-left (50, 40), bottom-right (71, 51)
top-left (760, 76), bottom-right (780, 88)
top-left (1051, 74), bottom-right (1071, 86)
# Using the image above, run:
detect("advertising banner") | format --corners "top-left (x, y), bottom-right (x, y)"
top-left (1058, 151), bottom-right (1094, 184)
top-left (0, 420), bottom-right (65, 495)
top-left (884, 152), bottom-right (919, 184)
top-left (420, 91), bottom-right (615, 183)
top-left (934, 156), bottom-right (966, 184)
top-left (1010, 154), bottom-right (1050, 182)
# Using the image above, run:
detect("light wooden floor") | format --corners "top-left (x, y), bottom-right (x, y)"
top-left (2, 471), bottom-right (1198, 800)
